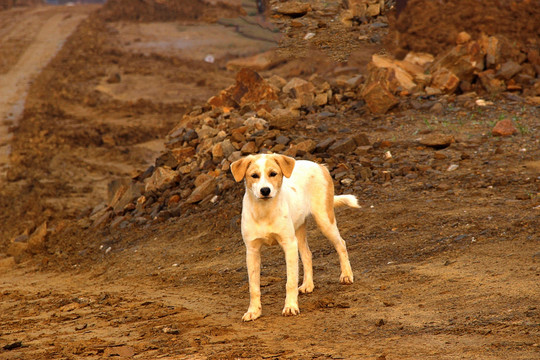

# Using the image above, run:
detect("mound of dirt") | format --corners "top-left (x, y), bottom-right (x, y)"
top-left (392, 0), bottom-right (540, 57)
top-left (0, 0), bottom-right (42, 11)
top-left (97, 0), bottom-right (242, 22)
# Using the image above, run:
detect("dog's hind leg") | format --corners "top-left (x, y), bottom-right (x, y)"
top-left (313, 213), bottom-right (354, 285)
top-left (297, 223), bottom-right (314, 293)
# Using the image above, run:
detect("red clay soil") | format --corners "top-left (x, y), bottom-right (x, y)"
top-left (392, 0), bottom-right (540, 56)
top-left (97, 0), bottom-right (243, 22)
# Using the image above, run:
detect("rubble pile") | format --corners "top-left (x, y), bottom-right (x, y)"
top-left (86, 68), bottom-right (387, 230)
top-left (85, 29), bottom-right (540, 230)
top-left (362, 32), bottom-right (540, 112)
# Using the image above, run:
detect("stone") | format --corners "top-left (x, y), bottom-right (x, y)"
top-left (27, 222), bottom-right (47, 253)
top-left (430, 67), bottom-right (460, 93)
top-left (113, 182), bottom-right (144, 213)
top-left (353, 133), bottom-right (370, 146)
top-left (296, 139), bottom-right (317, 154)
top-left (283, 77), bottom-right (315, 107)
top-left (497, 61), bottom-right (522, 80)
top-left (267, 75), bottom-right (287, 90)
top-left (456, 31), bottom-right (472, 45)
top-left (370, 54), bottom-right (417, 92)
top-left (430, 102), bottom-right (444, 115)
top-left (403, 52), bottom-right (435, 68)
top-left (480, 35), bottom-right (501, 68)
top-left (104, 346), bottom-right (135, 358)
top-left (361, 69), bottom-right (399, 113)
top-left (241, 141), bottom-right (258, 154)
top-left (269, 108), bottom-right (298, 130)
top-left (314, 93), bottom-right (328, 106)
top-left (145, 167), bottom-right (178, 193)
top-left (186, 179), bottom-right (217, 204)
top-left (429, 41), bottom-right (485, 83)
top-left (273, 1), bottom-right (311, 16)
top-left (419, 134), bottom-right (455, 149)
top-left (478, 70), bottom-right (505, 94)
top-left (492, 119), bottom-right (517, 136)
top-left (226, 50), bottom-right (284, 72)
top-left (328, 137), bottom-right (357, 155)
top-left (208, 69), bottom-right (277, 110)
top-left (345, 0), bottom-right (385, 18)
top-left (315, 138), bottom-right (336, 153)
top-left (171, 147), bottom-right (196, 165)
top-left (211, 142), bottom-right (224, 160)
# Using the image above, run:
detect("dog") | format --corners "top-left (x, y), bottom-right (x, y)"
top-left (231, 153), bottom-right (360, 321)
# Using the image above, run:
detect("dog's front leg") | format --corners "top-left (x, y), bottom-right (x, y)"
top-left (281, 238), bottom-right (300, 316)
top-left (243, 243), bottom-right (262, 321)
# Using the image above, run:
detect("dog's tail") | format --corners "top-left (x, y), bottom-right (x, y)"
top-left (333, 195), bottom-right (360, 209)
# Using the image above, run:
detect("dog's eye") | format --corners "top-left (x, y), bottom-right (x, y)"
top-left (251, 173), bottom-right (259, 179)
top-left (269, 171), bottom-right (277, 177)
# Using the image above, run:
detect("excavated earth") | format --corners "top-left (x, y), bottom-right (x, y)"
top-left (0, 1), bottom-right (539, 359)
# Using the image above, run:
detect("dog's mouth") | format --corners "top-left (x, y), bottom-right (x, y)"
top-left (260, 196), bottom-right (272, 200)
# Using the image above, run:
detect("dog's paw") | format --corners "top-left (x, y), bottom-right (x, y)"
top-left (340, 274), bottom-right (354, 285)
top-left (298, 282), bottom-right (314, 294)
top-left (242, 309), bottom-right (262, 322)
top-left (282, 304), bottom-right (300, 316)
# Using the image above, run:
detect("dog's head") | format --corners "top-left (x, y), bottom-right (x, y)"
top-left (231, 154), bottom-right (295, 200)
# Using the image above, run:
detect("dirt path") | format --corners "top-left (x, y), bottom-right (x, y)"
top-left (1, 216), bottom-right (538, 359)
top-left (0, 5), bottom-right (93, 179)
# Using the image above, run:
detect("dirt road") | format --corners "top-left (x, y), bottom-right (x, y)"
top-left (0, 5), bottom-right (94, 178)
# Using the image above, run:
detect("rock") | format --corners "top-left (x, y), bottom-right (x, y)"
top-left (496, 61), bottom-right (522, 80)
top-left (103, 346), bottom-right (135, 358)
top-left (403, 52), bottom-right (434, 68)
top-left (275, 135), bottom-right (291, 145)
top-left (171, 147), bottom-right (196, 165)
top-left (27, 222), bottom-right (47, 253)
top-left (7, 241), bottom-right (28, 262)
top-left (480, 35), bottom-right (501, 68)
top-left (419, 134), bottom-right (455, 149)
top-left (145, 167), bottom-right (178, 193)
top-left (478, 70), bottom-right (505, 94)
top-left (208, 69), bottom-right (277, 110)
top-left (241, 141), bottom-right (258, 154)
top-left (267, 74), bottom-right (287, 90)
top-left (328, 137), bottom-right (357, 154)
top-left (211, 142), bottom-right (224, 160)
top-left (361, 67), bottom-right (399, 113)
top-left (186, 178), bottom-right (217, 204)
top-left (220, 139), bottom-right (235, 158)
top-left (315, 138), bottom-right (335, 153)
top-left (226, 50), bottom-right (284, 72)
top-left (112, 182), bottom-right (144, 213)
top-left (269, 108), bottom-right (298, 130)
top-left (345, 0), bottom-right (385, 18)
top-left (429, 41), bottom-right (485, 83)
top-left (430, 67), bottom-right (460, 93)
top-left (273, 1), bottom-right (311, 16)
top-left (430, 102), bottom-right (444, 114)
top-left (283, 77), bottom-right (315, 107)
top-left (370, 54), bottom-right (417, 92)
top-left (296, 139), bottom-right (317, 154)
top-left (492, 119), bottom-right (517, 136)
top-left (455, 31), bottom-right (472, 45)
top-left (353, 133), bottom-right (370, 146)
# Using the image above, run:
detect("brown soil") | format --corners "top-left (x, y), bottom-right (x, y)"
top-left (1, 1), bottom-right (539, 359)
top-left (391, 0), bottom-right (540, 57)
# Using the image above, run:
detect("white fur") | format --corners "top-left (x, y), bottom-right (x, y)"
top-left (232, 154), bottom-right (360, 321)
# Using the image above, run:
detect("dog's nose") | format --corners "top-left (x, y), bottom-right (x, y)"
top-left (260, 187), bottom-right (271, 197)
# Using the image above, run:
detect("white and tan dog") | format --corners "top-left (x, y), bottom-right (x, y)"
top-left (231, 153), bottom-right (359, 321)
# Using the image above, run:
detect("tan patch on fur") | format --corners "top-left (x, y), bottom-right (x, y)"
top-left (320, 164), bottom-right (335, 224)
top-left (272, 154), bottom-right (295, 178)
top-left (264, 157), bottom-right (284, 190)
top-left (231, 156), bottom-right (252, 182)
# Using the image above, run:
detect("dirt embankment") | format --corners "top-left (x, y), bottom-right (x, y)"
top-left (392, 0), bottom-right (540, 57)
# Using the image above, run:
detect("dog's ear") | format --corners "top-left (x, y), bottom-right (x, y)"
top-left (273, 154), bottom-right (295, 178)
top-left (231, 157), bottom-right (252, 182)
